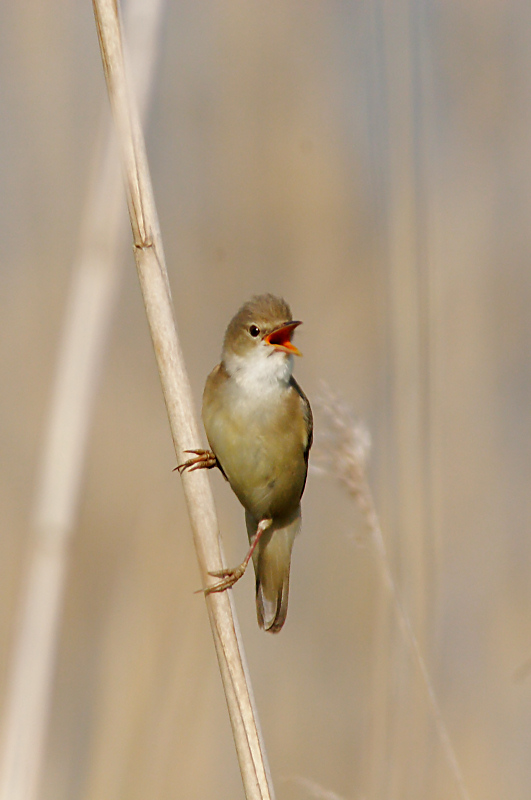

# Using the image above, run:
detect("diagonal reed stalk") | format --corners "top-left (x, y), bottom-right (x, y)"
top-left (91, 1), bottom-right (274, 798)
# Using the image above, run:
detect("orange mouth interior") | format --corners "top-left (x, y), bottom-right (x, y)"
top-left (264, 321), bottom-right (302, 356)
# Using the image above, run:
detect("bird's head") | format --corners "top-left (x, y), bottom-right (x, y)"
top-left (221, 294), bottom-right (302, 386)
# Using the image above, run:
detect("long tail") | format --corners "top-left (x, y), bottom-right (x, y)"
top-left (245, 507), bottom-right (301, 633)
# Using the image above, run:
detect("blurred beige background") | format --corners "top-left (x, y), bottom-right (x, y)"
top-left (2, 1), bottom-right (531, 798)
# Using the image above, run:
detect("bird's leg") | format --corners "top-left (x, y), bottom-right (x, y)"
top-left (175, 449), bottom-right (219, 474)
top-left (204, 518), bottom-right (273, 595)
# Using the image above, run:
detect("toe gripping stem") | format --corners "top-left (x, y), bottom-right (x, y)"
top-left (202, 518), bottom-right (273, 595)
top-left (175, 449), bottom-right (218, 474)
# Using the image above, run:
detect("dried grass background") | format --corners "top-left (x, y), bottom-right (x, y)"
top-left (2, 1), bottom-right (531, 799)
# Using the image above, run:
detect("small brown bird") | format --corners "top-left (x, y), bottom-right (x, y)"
top-left (179, 294), bottom-right (312, 632)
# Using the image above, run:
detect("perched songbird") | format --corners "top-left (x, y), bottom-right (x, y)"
top-left (179, 294), bottom-right (312, 633)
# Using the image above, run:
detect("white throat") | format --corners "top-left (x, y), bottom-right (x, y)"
top-left (224, 346), bottom-right (293, 396)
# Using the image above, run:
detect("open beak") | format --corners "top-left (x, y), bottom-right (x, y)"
top-left (264, 320), bottom-right (302, 356)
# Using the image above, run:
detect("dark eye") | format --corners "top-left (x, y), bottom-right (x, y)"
top-left (249, 325), bottom-right (260, 337)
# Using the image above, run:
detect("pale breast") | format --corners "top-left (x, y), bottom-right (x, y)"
top-left (202, 366), bottom-right (309, 520)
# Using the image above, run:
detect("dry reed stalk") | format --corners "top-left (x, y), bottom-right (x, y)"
top-left (0, 3), bottom-right (166, 800)
top-left (314, 385), bottom-right (472, 800)
top-left (91, 2), bottom-right (274, 798)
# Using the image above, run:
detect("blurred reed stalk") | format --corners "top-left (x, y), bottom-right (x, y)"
top-left (286, 775), bottom-right (347, 800)
top-left (362, 2), bottom-right (436, 794)
top-left (314, 386), bottom-right (471, 800)
top-left (91, 1), bottom-right (274, 799)
top-left (0, 2), bottom-right (166, 799)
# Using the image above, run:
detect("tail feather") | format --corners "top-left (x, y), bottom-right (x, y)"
top-left (246, 508), bottom-right (301, 633)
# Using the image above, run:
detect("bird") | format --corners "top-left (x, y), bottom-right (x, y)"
top-left (178, 294), bottom-right (312, 633)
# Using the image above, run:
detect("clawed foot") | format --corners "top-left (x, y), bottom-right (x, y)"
top-left (175, 449), bottom-right (218, 474)
top-left (196, 519), bottom-right (272, 596)
top-left (203, 562), bottom-right (247, 594)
